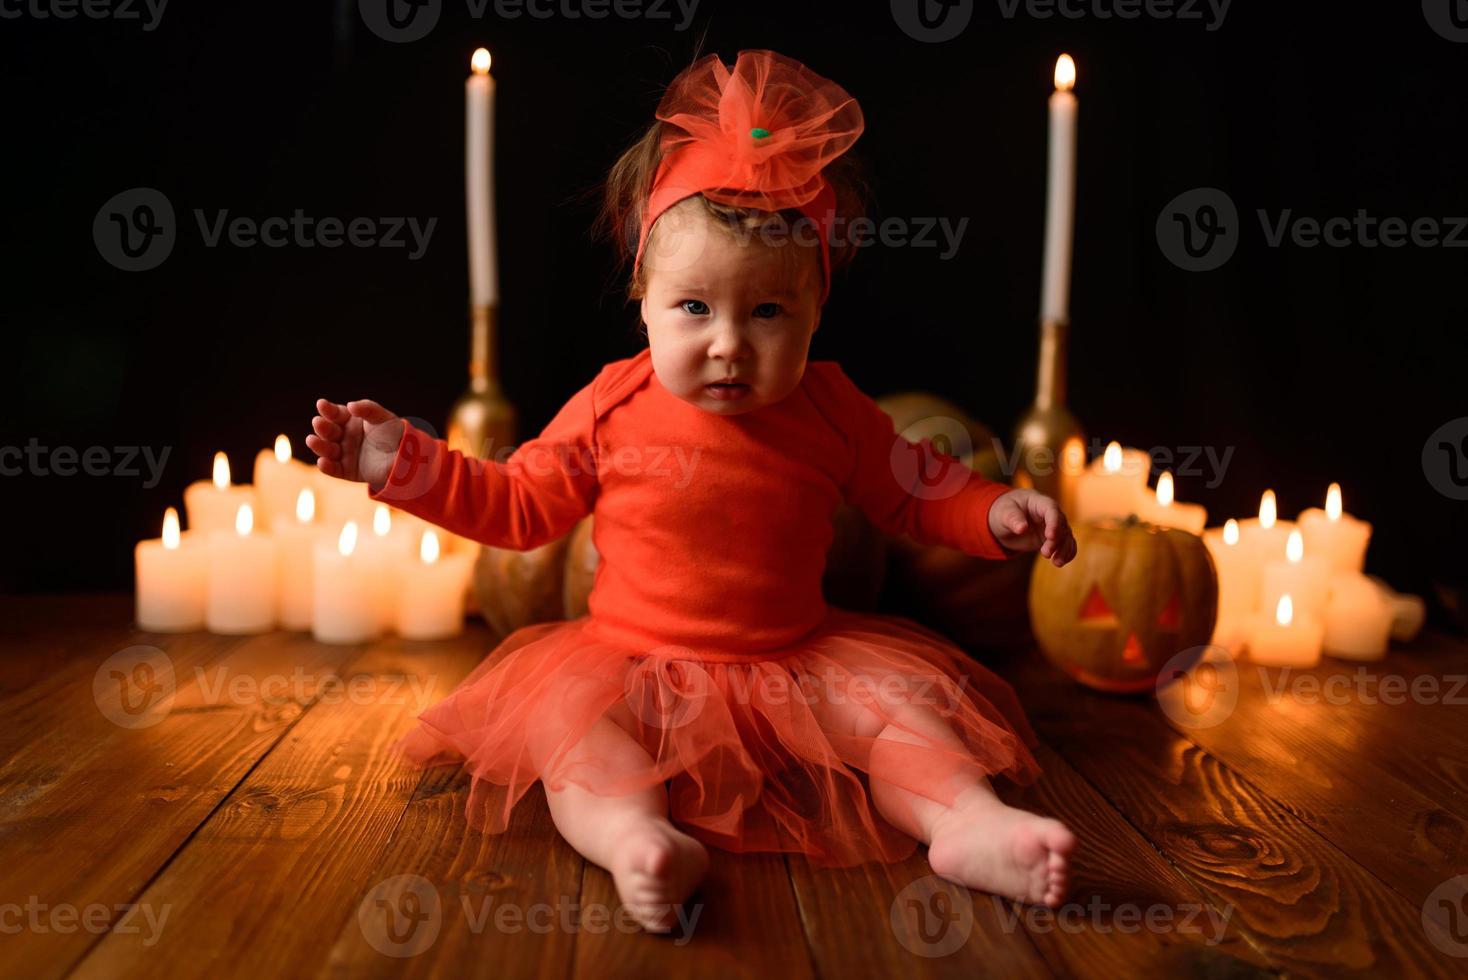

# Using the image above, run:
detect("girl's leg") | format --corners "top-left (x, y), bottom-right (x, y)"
top-left (819, 685), bottom-right (1075, 908)
top-left (537, 707), bottom-right (709, 933)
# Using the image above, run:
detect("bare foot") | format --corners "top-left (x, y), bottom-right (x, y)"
top-left (926, 797), bottom-right (1075, 908)
top-left (609, 817), bottom-right (710, 932)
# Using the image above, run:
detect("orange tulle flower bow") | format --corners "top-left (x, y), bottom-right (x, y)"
top-left (635, 49), bottom-right (865, 305)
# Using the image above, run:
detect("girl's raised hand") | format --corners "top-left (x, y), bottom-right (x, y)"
top-left (989, 488), bottom-right (1077, 567)
top-left (306, 398), bottom-right (406, 491)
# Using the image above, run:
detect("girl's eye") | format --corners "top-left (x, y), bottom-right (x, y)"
top-left (753, 303), bottom-right (782, 319)
top-left (680, 300), bottom-right (709, 316)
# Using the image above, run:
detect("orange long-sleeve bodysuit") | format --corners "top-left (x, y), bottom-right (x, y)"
top-left (372, 347), bottom-right (1042, 865)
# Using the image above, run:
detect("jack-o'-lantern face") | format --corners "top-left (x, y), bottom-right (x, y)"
top-left (1029, 517), bottom-right (1218, 693)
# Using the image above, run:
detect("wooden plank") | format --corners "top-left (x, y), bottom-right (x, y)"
top-left (1002, 649), bottom-right (1460, 977)
top-left (0, 613), bottom-right (368, 980)
top-left (575, 850), bottom-right (812, 980)
top-left (788, 840), bottom-right (1052, 978)
top-left (995, 744), bottom-right (1276, 978)
top-left (318, 773), bottom-right (583, 980)
top-left (66, 632), bottom-right (488, 980)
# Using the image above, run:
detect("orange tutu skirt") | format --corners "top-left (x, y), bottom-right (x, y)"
top-left (392, 607), bottom-right (1043, 867)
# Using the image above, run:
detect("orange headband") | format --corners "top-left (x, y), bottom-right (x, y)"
top-left (634, 50), bottom-right (865, 306)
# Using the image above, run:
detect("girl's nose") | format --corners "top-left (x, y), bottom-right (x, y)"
top-left (706, 320), bottom-right (749, 361)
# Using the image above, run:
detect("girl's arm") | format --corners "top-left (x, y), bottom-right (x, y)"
top-left (310, 383), bottom-right (600, 552)
top-left (817, 365), bottom-right (1012, 560)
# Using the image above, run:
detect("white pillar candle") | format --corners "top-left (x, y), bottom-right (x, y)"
top-left (313, 469), bottom-right (376, 529)
top-left (253, 434), bottom-right (315, 532)
top-left (1248, 594), bottom-right (1323, 668)
top-left (1260, 529), bottom-right (1331, 622)
top-left (184, 452), bottom-right (258, 535)
top-left (1365, 575), bottom-right (1427, 642)
top-left (398, 530), bottom-right (475, 640)
top-left (466, 47), bottom-right (499, 308)
top-left (1140, 471), bottom-right (1208, 535)
top-left (206, 503), bottom-right (278, 634)
top-left (1322, 572), bottom-right (1393, 661)
top-left (312, 521), bottom-right (381, 644)
top-left (274, 487), bottom-right (322, 631)
top-left (357, 504), bottom-right (417, 632)
top-left (1040, 54), bottom-right (1077, 325)
top-left (1237, 489), bottom-right (1297, 566)
top-left (1203, 518), bottom-right (1259, 648)
top-left (1073, 442), bottom-right (1149, 524)
top-left (1297, 482), bottom-right (1372, 575)
top-left (134, 506), bottom-right (208, 632)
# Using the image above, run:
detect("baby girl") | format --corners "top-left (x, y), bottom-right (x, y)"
top-left (307, 49), bottom-right (1078, 934)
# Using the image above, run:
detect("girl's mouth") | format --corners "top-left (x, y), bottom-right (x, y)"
top-left (705, 382), bottom-right (751, 401)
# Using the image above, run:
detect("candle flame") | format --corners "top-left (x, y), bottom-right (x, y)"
top-left (212, 452), bottom-right (230, 489)
top-left (1054, 54), bottom-right (1076, 92)
top-left (420, 529), bottom-right (441, 564)
top-left (1156, 471), bottom-right (1175, 507)
top-left (1286, 528), bottom-right (1303, 563)
top-left (339, 521), bottom-right (358, 557)
top-left (373, 504), bottom-right (391, 536)
top-left (1223, 518), bottom-right (1239, 546)
top-left (163, 507), bottom-right (180, 549)
top-left (1061, 436), bottom-right (1086, 476)
top-left (1102, 441), bottom-right (1122, 474)
top-left (296, 487), bottom-right (315, 523)
top-left (1276, 593), bottom-right (1294, 627)
top-left (1326, 482), bottom-right (1342, 521)
top-left (274, 434), bottom-right (290, 464)
top-left (1259, 489), bottom-right (1277, 529)
top-left (471, 47), bottom-right (491, 74)
top-left (235, 502), bottom-right (253, 537)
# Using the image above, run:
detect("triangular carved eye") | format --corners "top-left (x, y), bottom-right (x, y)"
top-left (1157, 593), bottom-right (1181, 629)
top-left (1079, 586), bottom-right (1117, 624)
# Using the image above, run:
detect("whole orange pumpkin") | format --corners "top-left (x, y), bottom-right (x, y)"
top-left (1028, 516), bottom-right (1218, 693)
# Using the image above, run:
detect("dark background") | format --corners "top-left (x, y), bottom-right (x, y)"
top-left (5, 1), bottom-right (1466, 624)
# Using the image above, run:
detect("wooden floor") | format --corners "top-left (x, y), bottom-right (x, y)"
top-left (3, 594), bottom-right (1466, 978)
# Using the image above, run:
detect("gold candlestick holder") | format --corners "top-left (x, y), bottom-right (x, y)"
top-left (1011, 316), bottom-right (1085, 516)
top-left (447, 302), bottom-right (516, 462)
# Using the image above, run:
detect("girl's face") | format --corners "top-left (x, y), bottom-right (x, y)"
top-left (640, 201), bottom-right (822, 416)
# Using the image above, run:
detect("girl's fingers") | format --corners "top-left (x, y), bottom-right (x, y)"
top-left (316, 456), bottom-right (341, 477)
top-left (347, 399), bottom-right (395, 424)
top-left (312, 415), bottom-right (342, 440)
top-left (305, 434), bottom-right (341, 460)
top-left (316, 398), bottom-right (349, 423)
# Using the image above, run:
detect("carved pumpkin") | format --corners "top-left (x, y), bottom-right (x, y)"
top-left (1029, 516), bottom-right (1218, 693)
top-left (472, 535), bottom-right (572, 639)
top-left (563, 514), bottom-right (599, 618)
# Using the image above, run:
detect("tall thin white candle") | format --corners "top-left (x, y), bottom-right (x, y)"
top-left (466, 47), bottom-right (498, 307)
top-left (1041, 54), bottom-right (1077, 325)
